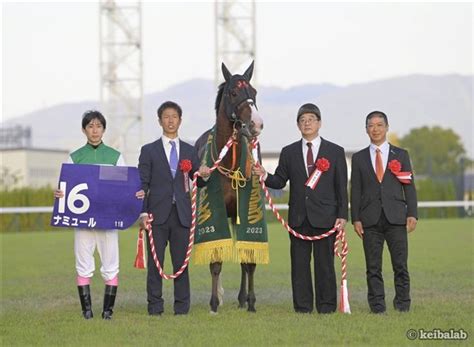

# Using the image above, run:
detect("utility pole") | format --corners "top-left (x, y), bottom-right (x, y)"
top-left (215, 0), bottom-right (256, 86)
top-left (99, 0), bottom-right (143, 164)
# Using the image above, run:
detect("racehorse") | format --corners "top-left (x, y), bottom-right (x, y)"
top-left (195, 61), bottom-right (264, 313)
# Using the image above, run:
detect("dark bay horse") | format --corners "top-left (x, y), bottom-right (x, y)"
top-left (195, 61), bottom-right (264, 313)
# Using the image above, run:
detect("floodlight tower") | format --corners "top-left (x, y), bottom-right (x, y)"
top-left (215, 0), bottom-right (256, 86)
top-left (99, 0), bottom-right (143, 164)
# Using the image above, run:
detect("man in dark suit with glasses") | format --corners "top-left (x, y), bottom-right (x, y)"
top-left (254, 103), bottom-right (348, 314)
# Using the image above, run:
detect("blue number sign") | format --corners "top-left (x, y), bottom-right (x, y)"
top-left (51, 164), bottom-right (142, 230)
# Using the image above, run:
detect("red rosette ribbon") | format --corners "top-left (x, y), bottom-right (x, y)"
top-left (388, 159), bottom-right (412, 184)
top-left (316, 157), bottom-right (330, 172)
top-left (306, 157), bottom-right (330, 189)
top-left (179, 159), bottom-right (192, 192)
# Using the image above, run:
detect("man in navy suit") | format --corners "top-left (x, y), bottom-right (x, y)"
top-left (350, 111), bottom-right (417, 313)
top-left (254, 103), bottom-right (348, 314)
top-left (138, 101), bottom-right (210, 316)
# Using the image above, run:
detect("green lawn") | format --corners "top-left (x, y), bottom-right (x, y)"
top-left (1, 219), bottom-right (473, 346)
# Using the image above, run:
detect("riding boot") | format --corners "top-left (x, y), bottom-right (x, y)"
top-left (77, 285), bottom-right (93, 319)
top-left (102, 285), bottom-right (117, 320)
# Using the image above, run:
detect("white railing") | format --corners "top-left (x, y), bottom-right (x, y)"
top-left (1, 201), bottom-right (474, 214)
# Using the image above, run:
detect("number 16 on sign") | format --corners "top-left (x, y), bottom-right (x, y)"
top-left (58, 182), bottom-right (91, 215)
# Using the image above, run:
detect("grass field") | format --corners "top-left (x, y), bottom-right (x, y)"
top-left (1, 219), bottom-right (473, 346)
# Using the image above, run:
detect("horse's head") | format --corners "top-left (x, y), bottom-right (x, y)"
top-left (217, 61), bottom-right (263, 139)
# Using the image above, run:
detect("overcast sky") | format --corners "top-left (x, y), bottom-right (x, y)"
top-left (2, 1), bottom-right (472, 122)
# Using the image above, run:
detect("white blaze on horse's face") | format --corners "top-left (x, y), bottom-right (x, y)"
top-left (248, 99), bottom-right (263, 137)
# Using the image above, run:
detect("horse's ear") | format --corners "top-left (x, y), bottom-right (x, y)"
top-left (221, 63), bottom-right (232, 82)
top-left (242, 60), bottom-right (254, 81)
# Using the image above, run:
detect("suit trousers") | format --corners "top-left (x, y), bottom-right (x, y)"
top-left (146, 204), bottom-right (190, 315)
top-left (363, 211), bottom-right (410, 313)
top-left (290, 219), bottom-right (337, 313)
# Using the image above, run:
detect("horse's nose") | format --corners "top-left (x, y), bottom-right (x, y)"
top-left (250, 120), bottom-right (263, 136)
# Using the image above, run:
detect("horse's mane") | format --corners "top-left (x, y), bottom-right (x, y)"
top-left (215, 82), bottom-right (226, 115)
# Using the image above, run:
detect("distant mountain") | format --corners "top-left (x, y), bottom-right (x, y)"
top-left (2, 75), bottom-right (472, 160)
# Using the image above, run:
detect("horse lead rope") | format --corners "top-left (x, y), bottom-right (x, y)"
top-left (250, 138), bottom-right (351, 313)
top-left (144, 136), bottom-right (234, 280)
top-left (142, 135), bottom-right (350, 313)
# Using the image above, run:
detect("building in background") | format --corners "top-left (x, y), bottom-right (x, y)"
top-left (0, 148), bottom-right (68, 189)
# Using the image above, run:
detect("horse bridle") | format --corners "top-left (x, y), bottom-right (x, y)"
top-left (223, 77), bottom-right (257, 135)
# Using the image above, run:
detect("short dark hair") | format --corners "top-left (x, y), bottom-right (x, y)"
top-left (297, 103), bottom-right (321, 122)
top-left (157, 101), bottom-right (182, 119)
top-left (82, 110), bottom-right (106, 129)
top-left (365, 111), bottom-right (388, 127)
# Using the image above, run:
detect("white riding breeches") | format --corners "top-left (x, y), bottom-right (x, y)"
top-left (74, 229), bottom-right (119, 282)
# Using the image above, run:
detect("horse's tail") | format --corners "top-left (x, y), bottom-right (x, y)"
top-left (195, 129), bottom-right (212, 162)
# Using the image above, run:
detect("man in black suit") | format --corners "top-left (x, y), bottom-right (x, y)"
top-left (254, 103), bottom-right (348, 314)
top-left (138, 101), bottom-right (210, 316)
top-left (350, 111), bottom-right (417, 313)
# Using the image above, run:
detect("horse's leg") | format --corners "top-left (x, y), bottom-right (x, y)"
top-left (217, 275), bottom-right (224, 306)
top-left (209, 262), bottom-right (222, 313)
top-left (246, 263), bottom-right (257, 313)
top-left (237, 263), bottom-right (248, 308)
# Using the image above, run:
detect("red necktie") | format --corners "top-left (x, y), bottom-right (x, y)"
top-left (307, 142), bottom-right (315, 176)
top-left (375, 148), bottom-right (384, 182)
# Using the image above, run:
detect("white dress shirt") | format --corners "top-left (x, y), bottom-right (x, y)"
top-left (162, 135), bottom-right (180, 164)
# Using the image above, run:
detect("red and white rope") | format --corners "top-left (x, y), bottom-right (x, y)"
top-left (251, 138), bottom-right (351, 313)
top-left (145, 136), bottom-right (234, 280)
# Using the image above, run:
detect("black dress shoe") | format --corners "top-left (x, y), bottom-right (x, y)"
top-left (395, 308), bottom-right (410, 313)
top-left (102, 310), bottom-right (113, 320)
top-left (294, 310), bottom-right (312, 314)
top-left (149, 312), bottom-right (162, 316)
top-left (174, 312), bottom-right (188, 316)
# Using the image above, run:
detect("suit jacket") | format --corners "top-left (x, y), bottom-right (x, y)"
top-left (350, 144), bottom-right (417, 227)
top-left (138, 138), bottom-right (202, 227)
top-left (265, 138), bottom-right (348, 229)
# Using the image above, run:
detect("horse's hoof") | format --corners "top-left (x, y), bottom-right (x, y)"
top-left (210, 296), bottom-right (220, 313)
top-left (238, 303), bottom-right (246, 309)
top-left (209, 310), bottom-right (218, 315)
top-left (247, 307), bottom-right (257, 313)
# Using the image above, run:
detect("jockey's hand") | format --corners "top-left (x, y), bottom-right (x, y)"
top-left (407, 217), bottom-right (417, 233)
top-left (199, 165), bottom-right (211, 179)
top-left (135, 190), bottom-right (145, 199)
top-left (353, 221), bottom-right (364, 239)
top-left (139, 214), bottom-right (149, 230)
top-left (54, 189), bottom-right (64, 198)
top-left (334, 218), bottom-right (347, 231)
top-left (252, 164), bottom-right (266, 178)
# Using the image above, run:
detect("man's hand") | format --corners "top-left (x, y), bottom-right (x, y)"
top-left (353, 221), bottom-right (364, 239)
top-left (135, 190), bottom-right (145, 199)
top-left (334, 218), bottom-right (347, 231)
top-left (54, 189), bottom-right (64, 198)
top-left (199, 165), bottom-right (211, 179)
top-left (407, 217), bottom-right (417, 233)
top-left (139, 215), bottom-right (148, 230)
top-left (252, 164), bottom-right (266, 177)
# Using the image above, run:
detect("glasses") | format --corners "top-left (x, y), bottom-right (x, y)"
top-left (298, 117), bottom-right (319, 125)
